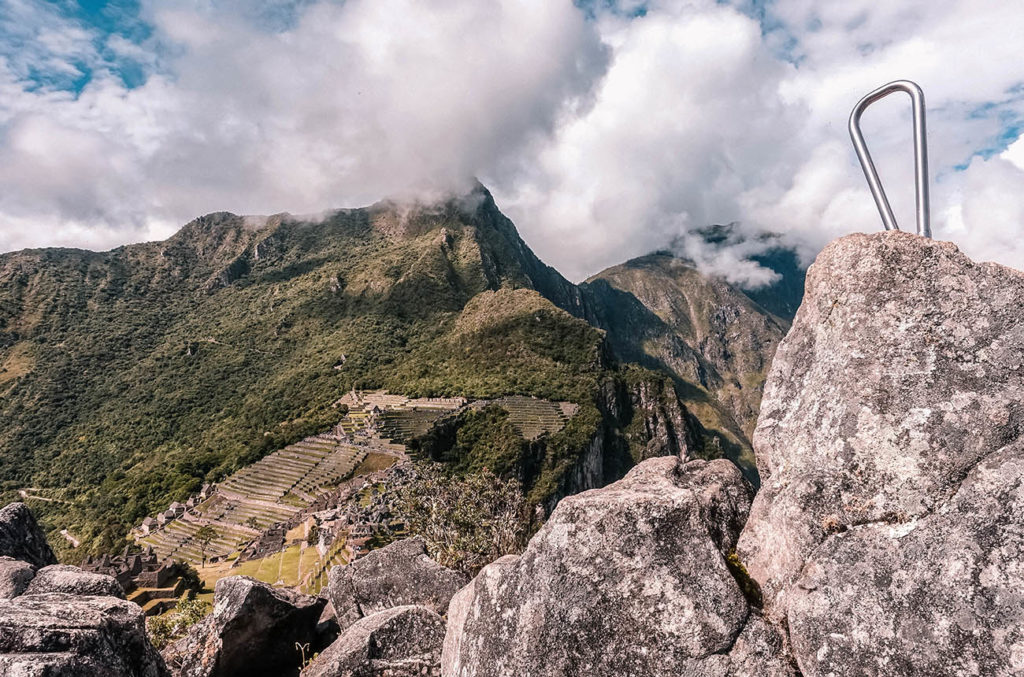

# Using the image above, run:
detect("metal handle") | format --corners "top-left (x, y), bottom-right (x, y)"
top-left (849, 80), bottom-right (931, 238)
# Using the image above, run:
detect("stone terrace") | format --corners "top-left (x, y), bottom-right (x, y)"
top-left (138, 433), bottom-right (367, 565)
top-left (490, 396), bottom-right (577, 440)
top-left (132, 390), bottom-right (576, 570)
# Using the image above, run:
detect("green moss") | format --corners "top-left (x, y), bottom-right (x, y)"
top-left (725, 549), bottom-right (763, 609)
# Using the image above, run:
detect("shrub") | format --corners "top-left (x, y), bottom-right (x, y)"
top-left (397, 464), bottom-right (533, 575)
top-left (146, 597), bottom-right (211, 650)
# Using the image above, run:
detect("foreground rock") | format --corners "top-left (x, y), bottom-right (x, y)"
top-left (0, 502), bottom-right (57, 568)
top-left (163, 575), bottom-right (326, 677)
top-left (302, 605), bottom-right (445, 677)
top-left (737, 232), bottom-right (1024, 674)
top-left (442, 456), bottom-right (791, 676)
top-left (0, 556), bottom-right (35, 598)
top-left (25, 563), bottom-right (125, 598)
top-left (0, 592), bottom-right (169, 676)
top-left (328, 537), bottom-right (467, 630)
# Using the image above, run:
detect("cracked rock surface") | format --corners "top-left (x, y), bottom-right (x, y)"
top-left (736, 231), bottom-right (1024, 675)
top-left (739, 231), bottom-right (1024, 613)
top-left (301, 604), bottom-right (445, 677)
top-left (441, 456), bottom-right (792, 677)
top-left (163, 576), bottom-right (326, 677)
top-left (0, 592), bottom-right (169, 676)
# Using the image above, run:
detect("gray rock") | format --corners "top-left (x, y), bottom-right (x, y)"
top-left (0, 502), bottom-right (57, 568)
top-left (25, 564), bottom-right (125, 598)
top-left (734, 232), bottom-right (1024, 675)
top-left (301, 605), bottom-right (445, 677)
top-left (0, 556), bottom-right (35, 598)
top-left (162, 575), bottom-right (326, 677)
top-left (738, 232), bottom-right (1024, 616)
top-left (327, 537), bottom-right (468, 630)
top-left (442, 456), bottom-right (788, 676)
top-left (0, 592), bottom-right (169, 676)
top-left (788, 439), bottom-right (1024, 676)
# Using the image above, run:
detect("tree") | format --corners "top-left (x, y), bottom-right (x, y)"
top-left (194, 525), bottom-right (218, 567)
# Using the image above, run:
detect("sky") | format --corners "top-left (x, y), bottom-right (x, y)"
top-left (1, 0), bottom-right (1023, 284)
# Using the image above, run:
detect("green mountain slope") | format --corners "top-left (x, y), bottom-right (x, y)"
top-left (0, 185), bottom-right (796, 557)
top-left (0, 186), bottom-right (675, 556)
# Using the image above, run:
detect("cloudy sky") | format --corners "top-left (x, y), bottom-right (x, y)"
top-left (2, 0), bottom-right (1023, 283)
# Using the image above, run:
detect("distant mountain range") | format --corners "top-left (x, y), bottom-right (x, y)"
top-left (0, 184), bottom-right (803, 557)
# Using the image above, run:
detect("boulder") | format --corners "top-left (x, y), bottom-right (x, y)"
top-left (301, 605), bottom-right (445, 677)
top-left (441, 456), bottom-right (789, 676)
top-left (0, 502), bottom-right (57, 568)
top-left (735, 232), bottom-right (1024, 674)
top-left (738, 232), bottom-right (1024, 615)
top-left (327, 537), bottom-right (468, 630)
top-left (0, 556), bottom-right (35, 598)
top-left (162, 575), bottom-right (327, 677)
top-left (0, 592), bottom-right (169, 676)
top-left (24, 564), bottom-right (125, 598)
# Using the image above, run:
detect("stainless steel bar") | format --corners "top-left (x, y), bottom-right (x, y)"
top-left (848, 80), bottom-right (931, 238)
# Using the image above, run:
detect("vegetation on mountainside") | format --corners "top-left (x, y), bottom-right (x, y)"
top-left (0, 188), bottom-right (790, 560)
top-left (396, 464), bottom-right (532, 575)
top-left (408, 400), bottom-right (602, 507)
top-left (0, 192), bottom-right (607, 558)
top-left (146, 596), bottom-right (210, 650)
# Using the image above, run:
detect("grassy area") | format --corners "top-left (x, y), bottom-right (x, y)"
top-left (193, 538), bottom-right (346, 598)
top-left (351, 453), bottom-right (398, 477)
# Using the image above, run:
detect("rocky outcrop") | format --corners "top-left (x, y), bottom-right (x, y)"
top-left (301, 605), bottom-right (446, 677)
top-left (328, 537), bottom-right (468, 631)
top-left (442, 456), bottom-right (789, 676)
top-left (0, 556), bottom-right (34, 598)
top-left (737, 232), bottom-right (1024, 674)
top-left (163, 576), bottom-right (326, 677)
top-left (0, 502), bottom-right (57, 568)
top-left (0, 592), bottom-right (169, 676)
top-left (25, 563), bottom-right (125, 598)
top-left (0, 502), bottom-right (168, 674)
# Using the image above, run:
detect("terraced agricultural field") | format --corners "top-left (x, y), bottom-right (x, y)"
top-left (492, 396), bottom-right (577, 440)
top-left (138, 433), bottom-right (367, 565)
top-left (136, 390), bottom-right (574, 570)
top-left (195, 536), bottom-right (350, 600)
top-left (378, 408), bottom-right (449, 442)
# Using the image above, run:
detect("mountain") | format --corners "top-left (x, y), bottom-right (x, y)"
top-left (580, 251), bottom-right (790, 474)
top-left (0, 184), bottom-right (793, 556)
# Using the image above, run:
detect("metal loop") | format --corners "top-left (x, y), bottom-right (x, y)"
top-left (849, 80), bottom-right (931, 238)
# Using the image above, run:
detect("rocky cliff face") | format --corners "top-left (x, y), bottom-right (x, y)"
top-left (737, 231), bottom-right (1024, 675)
top-left (441, 457), bottom-right (787, 677)
top-left (582, 252), bottom-right (788, 478)
top-left (584, 254), bottom-right (788, 437)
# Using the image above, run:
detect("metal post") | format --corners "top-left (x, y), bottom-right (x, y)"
top-left (849, 80), bottom-right (931, 238)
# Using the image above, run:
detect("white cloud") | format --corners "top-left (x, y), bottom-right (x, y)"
top-left (493, 0), bottom-right (1024, 280)
top-left (1, 0), bottom-right (1024, 284)
top-left (0, 0), bottom-right (607, 253)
